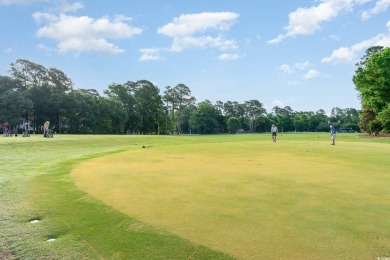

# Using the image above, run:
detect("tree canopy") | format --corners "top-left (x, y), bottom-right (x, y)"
top-left (0, 58), bottom-right (363, 135)
top-left (353, 46), bottom-right (390, 133)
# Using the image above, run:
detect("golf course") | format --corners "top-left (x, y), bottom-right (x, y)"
top-left (1, 133), bottom-right (390, 259)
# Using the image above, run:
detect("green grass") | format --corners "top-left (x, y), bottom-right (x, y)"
top-left (1, 133), bottom-right (390, 259)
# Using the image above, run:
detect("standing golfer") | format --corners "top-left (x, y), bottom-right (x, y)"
top-left (330, 125), bottom-right (336, 145)
top-left (271, 124), bottom-right (278, 143)
top-left (43, 121), bottom-right (50, 137)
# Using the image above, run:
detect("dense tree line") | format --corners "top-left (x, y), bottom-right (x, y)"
top-left (353, 46), bottom-right (390, 135)
top-left (0, 58), bottom-right (364, 135)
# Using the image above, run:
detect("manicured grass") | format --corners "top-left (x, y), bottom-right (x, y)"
top-left (0, 134), bottom-right (236, 259)
top-left (1, 133), bottom-right (390, 259)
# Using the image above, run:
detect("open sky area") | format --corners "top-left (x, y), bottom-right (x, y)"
top-left (1, 0), bottom-right (389, 114)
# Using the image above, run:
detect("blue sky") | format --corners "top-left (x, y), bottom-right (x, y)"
top-left (1, 0), bottom-right (389, 114)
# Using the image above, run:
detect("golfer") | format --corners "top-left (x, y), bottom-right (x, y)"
top-left (43, 121), bottom-right (50, 137)
top-left (330, 125), bottom-right (336, 145)
top-left (271, 124), bottom-right (278, 143)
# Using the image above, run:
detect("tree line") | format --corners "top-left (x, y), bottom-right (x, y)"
top-left (2, 46), bottom-right (388, 135)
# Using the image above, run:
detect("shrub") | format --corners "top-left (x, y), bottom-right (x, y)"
top-left (368, 119), bottom-right (382, 136)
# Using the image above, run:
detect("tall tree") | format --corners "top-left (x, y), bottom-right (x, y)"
top-left (163, 84), bottom-right (195, 134)
top-left (293, 111), bottom-right (310, 132)
top-left (47, 67), bottom-right (73, 93)
top-left (133, 80), bottom-right (163, 134)
top-left (0, 76), bottom-right (32, 129)
top-left (227, 117), bottom-right (241, 133)
top-left (359, 108), bottom-right (377, 134)
top-left (245, 100), bottom-right (266, 132)
top-left (353, 47), bottom-right (390, 113)
top-left (355, 46), bottom-right (384, 67)
top-left (222, 101), bottom-right (237, 118)
top-left (104, 82), bottom-right (136, 133)
top-left (378, 104), bottom-right (390, 132)
top-left (9, 59), bottom-right (47, 89)
top-left (273, 106), bottom-right (295, 132)
top-left (313, 109), bottom-right (329, 132)
top-left (353, 47), bottom-right (390, 132)
top-left (190, 101), bottom-right (219, 134)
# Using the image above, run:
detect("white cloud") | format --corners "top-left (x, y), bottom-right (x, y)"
top-left (218, 53), bottom-right (240, 60)
top-left (328, 34), bottom-right (340, 41)
top-left (294, 61), bottom-right (312, 70)
top-left (268, 0), bottom-right (368, 44)
top-left (304, 69), bottom-right (320, 79)
top-left (322, 47), bottom-right (355, 63)
top-left (361, 0), bottom-right (390, 20)
top-left (54, 0), bottom-right (84, 13)
top-left (322, 24), bottom-right (390, 64)
top-left (138, 48), bottom-right (162, 62)
top-left (169, 36), bottom-right (237, 52)
top-left (267, 34), bottom-right (286, 45)
top-left (278, 61), bottom-right (312, 74)
top-left (158, 12), bottom-right (239, 52)
top-left (33, 13), bottom-right (143, 55)
top-left (279, 64), bottom-right (295, 74)
top-left (37, 43), bottom-right (52, 51)
top-left (158, 12), bottom-right (238, 37)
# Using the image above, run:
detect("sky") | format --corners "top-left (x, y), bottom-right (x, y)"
top-left (1, 0), bottom-right (389, 114)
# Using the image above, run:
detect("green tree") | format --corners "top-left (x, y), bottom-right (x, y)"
top-left (163, 84), bottom-right (196, 134)
top-left (313, 110), bottom-right (330, 132)
top-left (96, 96), bottom-right (128, 134)
top-left (0, 76), bottom-right (32, 130)
top-left (180, 104), bottom-right (197, 134)
top-left (8, 59), bottom-right (74, 133)
top-left (368, 119), bottom-right (382, 136)
top-left (255, 115), bottom-right (272, 132)
top-left (9, 59), bottom-right (47, 89)
top-left (273, 106), bottom-right (295, 132)
top-left (104, 82), bottom-right (136, 133)
top-left (47, 67), bottom-right (73, 93)
top-left (245, 100), bottom-right (266, 132)
top-left (190, 102), bottom-right (219, 134)
top-left (28, 84), bottom-right (53, 131)
top-left (0, 76), bottom-right (24, 124)
top-left (359, 108), bottom-right (376, 134)
top-left (133, 80), bottom-right (163, 134)
top-left (227, 117), bottom-right (241, 133)
top-left (48, 68), bottom-right (73, 133)
top-left (293, 111), bottom-right (310, 131)
top-left (355, 46), bottom-right (384, 67)
top-left (378, 104), bottom-right (390, 132)
top-left (330, 107), bottom-right (359, 131)
top-left (222, 101), bottom-right (238, 118)
top-left (353, 47), bottom-right (390, 132)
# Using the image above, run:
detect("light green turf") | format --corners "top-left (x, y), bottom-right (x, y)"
top-left (1, 133), bottom-right (390, 259)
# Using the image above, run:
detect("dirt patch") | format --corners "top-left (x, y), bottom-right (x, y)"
top-left (0, 251), bottom-right (15, 260)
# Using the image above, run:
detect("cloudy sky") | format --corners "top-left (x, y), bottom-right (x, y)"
top-left (1, 0), bottom-right (389, 114)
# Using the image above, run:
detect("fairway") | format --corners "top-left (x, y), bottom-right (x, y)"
top-left (71, 137), bottom-right (390, 259)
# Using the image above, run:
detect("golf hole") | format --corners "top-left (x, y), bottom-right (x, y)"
top-left (46, 236), bottom-right (56, 242)
top-left (29, 217), bottom-right (42, 224)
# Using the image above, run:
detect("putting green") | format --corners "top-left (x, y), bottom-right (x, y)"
top-left (71, 140), bottom-right (390, 259)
